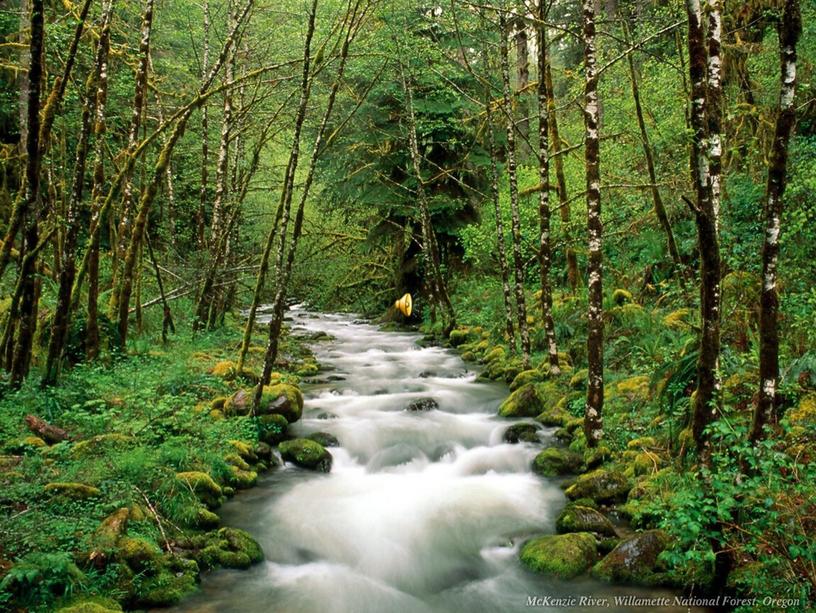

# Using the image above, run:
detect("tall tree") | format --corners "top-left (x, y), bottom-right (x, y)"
top-left (536, 0), bottom-right (559, 373)
top-left (499, 8), bottom-right (530, 368)
top-left (582, 0), bottom-right (603, 447)
top-left (750, 0), bottom-right (801, 442)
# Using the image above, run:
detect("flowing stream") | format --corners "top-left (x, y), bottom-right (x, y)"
top-left (173, 309), bottom-right (690, 613)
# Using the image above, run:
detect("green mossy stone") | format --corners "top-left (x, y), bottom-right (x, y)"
top-left (510, 369), bottom-right (544, 392)
top-left (536, 407), bottom-right (570, 427)
top-left (135, 567), bottom-right (197, 607)
top-left (481, 346), bottom-right (506, 365)
top-left (218, 527), bottom-right (264, 566)
top-left (224, 453), bottom-right (251, 471)
top-left (194, 507), bottom-right (220, 529)
top-left (279, 438), bottom-right (333, 472)
top-left (532, 447), bottom-right (585, 477)
top-left (258, 413), bottom-right (289, 445)
top-left (520, 532), bottom-right (598, 579)
top-left (499, 384), bottom-right (543, 418)
top-left (612, 288), bottom-right (633, 305)
top-left (116, 536), bottom-right (162, 572)
top-left (57, 598), bottom-right (123, 613)
top-left (226, 466), bottom-right (258, 489)
top-left (449, 328), bottom-right (478, 347)
top-left (591, 530), bottom-right (671, 586)
top-left (176, 471), bottom-right (223, 508)
top-left (565, 468), bottom-right (631, 503)
top-left (44, 482), bottom-right (101, 499)
top-left (259, 383), bottom-right (304, 422)
top-left (556, 504), bottom-right (617, 537)
top-left (296, 361), bottom-right (320, 377)
top-left (503, 423), bottom-right (540, 444)
top-left (71, 433), bottom-right (135, 458)
top-left (228, 439), bottom-right (258, 463)
top-left (307, 431), bottom-right (340, 447)
top-left (569, 368), bottom-right (588, 390)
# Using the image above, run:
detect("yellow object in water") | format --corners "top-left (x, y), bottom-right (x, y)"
top-left (395, 293), bottom-right (412, 317)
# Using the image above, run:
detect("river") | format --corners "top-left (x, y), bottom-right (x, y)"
top-left (172, 309), bottom-right (691, 612)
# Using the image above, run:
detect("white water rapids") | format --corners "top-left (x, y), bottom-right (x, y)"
top-left (172, 309), bottom-right (689, 613)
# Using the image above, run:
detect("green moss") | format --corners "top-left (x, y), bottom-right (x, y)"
top-left (591, 530), bottom-right (671, 586)
top-left (71, 433), bottom-right (135, 458)
top-left (498, 384), bottom-right (543, 418)
top-left (520, 533), bottom-right (598, 579)
top-left (509, 369), bottom-right (545, 392)
top-left (556, 504), bottom-right (617, 536)
top-left (57, 597), bottom-right (123, 612)
top-left (116, 536), bottom-right (161, 572)
top-left (226, 466), bottom-right (258, 489)
top-left (176, 471), bottom-right (223, 508)
top-left (44, 482), bottom-right (101, 499)
top-left (532, 447), bottom-right (584, 477)
top-left (612, 288), bottom-right (633, 305)
top-left (258, 413), bottom-right (289, 445)
top-left (569, 368), bottom-right (588, 389)
top-left (565, 468), bottom-right (631, 503)
top-left (259, 383), bottom-right (304, 422)
top-left (481, 346), bottom-right (506, 365)
top-left (449, 327), bottom-right (478, 347)
top-left (279, 438), bottom-right (332, 472)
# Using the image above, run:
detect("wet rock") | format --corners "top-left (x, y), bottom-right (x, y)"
top-left (405, 397), bottom-right (439, 412)
top-left (556, 504), bottom-right (617, 537)
top-left (503, 423), bottom-right (540, 444)
top-left (565, 468), bottom-right (630, 503)
top-left (591, 529), bottom-right (671, 586)
top-left (498, 384), bottom-right (543, 418)
top-left (325, 374), bottom-right (346, 382)
top-left (317, 411), bottom-right (338, 420)
top-left (307, 432), bottom-right (340, 447)
top-left (520, 532), bottom-right (598, 579)
top-left (532, 447), bottom-right (584, 477)
top-left (259, 383), bottom-right (304, 422)
top-left (279, 438), bottom-right (333, 472)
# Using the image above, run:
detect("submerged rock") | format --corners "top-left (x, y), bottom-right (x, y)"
top-left (307, 432), bottom-right (340, 447)
top-left (279, 438), bottom-right (333, 472)
top-left (532, 447), bottom-right (584, 477)
top-left (565, 468), bottom-right (631, 503)
top-left (556, 504), bottom-right (617, 537)
top-left (591, 529), bottom-right (671, 586)
top-left (520, 532), bottom-right (598, 579)
top-left (503, 423), bottom-right (540, 444)
top-left (405, 397), bottom-right (439, 412)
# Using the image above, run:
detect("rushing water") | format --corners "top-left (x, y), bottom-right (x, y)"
top-left (172, 309), bottom-right (690, 613)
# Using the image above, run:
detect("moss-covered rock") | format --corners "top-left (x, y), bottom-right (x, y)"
top-left (44, 482), bottom-right (101, 499)
top-left (498, 384), bottom-right (543, 418)
top-left (224, 389), bottom-right (252, 416)
top-left (71, 433), bottom-right (135, 458)
top-left (57, 597), bottom-right (123, 612)
top-left (116, 536), bottom-right (162, 572)
top-left (228, 439), bottom-right (258, 463)
top-left (535, 406), bottom-right (570, 427)
top-left (226, 465), bottom-right (258, 489)
top-left (556, 504), bottom-right (617, 537)
top-left (569, 368), bottom-right (588, 390)
top-left (134, 558), bottom-right (198, 607)
top-left (279, 438), bottom-right (332, 472)
top-left (186, 527), bottom-right (264, 571)
top-left (519, 532), bottom-right (598, 579)
top-left (176, 471), bottom-right (223, 508)
top-left (503, 423), bottom-right (540, 444)
top-left (612, 376), bottom-right (651, 402)
top-left (449, 327), bottom-right (478, 347)
top-left (194, 507), bottom-right (220, 529)
top-left (632, 451), bottom-right (663, 476)
top-left (258, 383), bottom-right (304, 423)
top-left (591, 529), bottom-right (671, 586)
top-left (88, 508), bottom-right (130, 560)
top-left (612, 288), bottom-right (633, 305)
top-left (565, 468), bottom-right (631, 503)
top-left (481, 346), bottom-right (506, 365)
top-left (789, 394), bottom-right (816, 430)
top-left (532, 447), bottom-right (584, 477)
top-left (210, 360), bottom-right (238, 380)
top-left (258, 413), bottom-right (289, 445)
top-left (225, 453), bottom-right (251, 471)
top-left (509, 369), bottom-right (544, 392)
top-left (296, 360), bottom-right (320, 377)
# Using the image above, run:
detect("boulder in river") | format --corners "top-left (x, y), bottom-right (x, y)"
top-left (498, 384), bottom-right (543, 418)
top-left (502, 423), bottom-right (540, 444)
top-left (258, 414), bottom-right (288, 445)
top-left (307, 432), bottom-right (340, 447)
top-left (519, 532), bottom-right (598, 579)
top-left (556, 504), bottom-right (617, 537)
top-left (259, 383), bottom-right (304, 422)
top-left (405, 397), bottom-right (439, 412)
top-left (532, 447), bottom-right (585, 477)
top-left (279, 438), bottom-right (333, 472)
top-left (565, 468), bottom-right (631, 503)
top-left (591, 529), bottom-right (671, 586)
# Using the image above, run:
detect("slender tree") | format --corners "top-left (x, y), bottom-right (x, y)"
top-left (536, 0), bottom-right (559, 373)
top-left (750, 0), bottom-right (801, 442)
top-left (582, 0), bottom-right (604, 447)
top-left (499, 8), bottom-right (530, 368)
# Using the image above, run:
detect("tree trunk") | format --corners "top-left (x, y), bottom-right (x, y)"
top-left (545, 60), bottom-right (578, 293)
top-left (625, 30), bottom-right (684, 276)
top-left (197, 0), bottom-right (211, 249)
top-left (582, 0), bottom-right (604, 447)
top-left (514, 13), bottom-right (530, 157)
top-left (9, 0), bottom-right (44, 386)
top-left (110, 0), bottom-right (155, 316)
top-left (536, 2), bottom-right (560, 373)
top-left (250, 0), bottom-right (320, 406)
top-left (750, 0), bottom-right (800, 442)
top-left (687, 0), bottom-right (723, 458)
top-left (485, 101), bottom-right (515, 346)
top-left (499, 10), bottom-right (530, 368)
top-left (86, 0), bottom-right (114, 362)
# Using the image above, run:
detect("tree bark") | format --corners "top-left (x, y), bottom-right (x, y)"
top-left (536, 1), bottom-right (559, 373)
top-left (499, 10), bottom-right (530, 368)
top-left (197, 0), bottom-right (211, 249)
top-left (9, 0), bottom-right (44, 386)
top-left (750, 0), bottom-right (800, 442)
top-left (514, 12), bottom-right (530, 157)
top-left (545, 59), bottom-right (578, 293)
top-left (86, 0), bottom-right (114, 361)
top-left (582, 0), bottom-right (604, 447)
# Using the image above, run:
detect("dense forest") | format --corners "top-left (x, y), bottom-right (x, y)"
top-left (0, 0), bottom-right (814, 610)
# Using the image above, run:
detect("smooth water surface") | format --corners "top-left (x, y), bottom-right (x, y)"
top-left (172, 309), bottom-right (692, 613)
